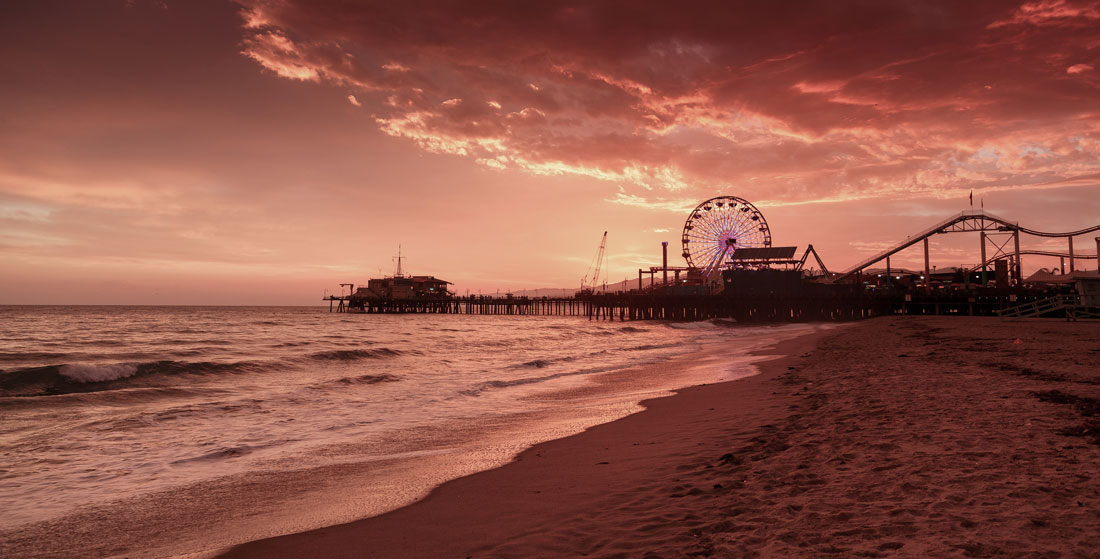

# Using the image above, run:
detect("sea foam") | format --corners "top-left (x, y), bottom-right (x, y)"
top-left (59, 363), bottom-right (139, 383)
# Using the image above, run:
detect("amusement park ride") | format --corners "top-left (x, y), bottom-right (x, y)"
top-left (623, 194), bottom-right (1099, 296)
top-left (630, 195), bottom-right (826, 293)
top-left (325, 192), bottom-right (1099, 319)
top-left (833, 210), bottom-right (1100, 287)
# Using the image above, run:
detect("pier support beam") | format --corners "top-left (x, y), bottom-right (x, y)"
top-left (923, 237), bottom-right (930, 291)
top-left (886, 256), bottom-right (891, 288)
top-left (1013, 229), bottom-right (1022, 285)
top-left (1096, 237), bottom-right (1100, 273)
top-left (980, 231), bottom-right (987, 286)
top-left (662, 242), bottom-right (668, 285)
top-left (1069, 236), bottom-right (1075, 273)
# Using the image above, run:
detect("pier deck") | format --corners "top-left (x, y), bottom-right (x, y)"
top-left (324, 287), bottom-right (1079, 321)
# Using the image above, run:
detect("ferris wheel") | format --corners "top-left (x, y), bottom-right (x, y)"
top-left (681, 196), bottom-right (771, 275)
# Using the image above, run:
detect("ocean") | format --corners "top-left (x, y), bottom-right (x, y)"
top-left (0, 306), bottom-right (822, 558)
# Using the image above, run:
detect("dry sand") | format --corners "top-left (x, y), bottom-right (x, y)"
top-left (222, 317), bottom-right (1100, 558)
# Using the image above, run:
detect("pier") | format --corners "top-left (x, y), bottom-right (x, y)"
top-left (326, 293), bottom-right (877, 321)
top-left (324, 288), bottom-right (1071, 321)
top-left (327, 296), bottom-right (590, 316)
top-left (326, 203), bottom-right (1099, 322)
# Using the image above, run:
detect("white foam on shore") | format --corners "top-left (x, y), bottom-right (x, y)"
top-left (59, 363), bottom-right (138, 383)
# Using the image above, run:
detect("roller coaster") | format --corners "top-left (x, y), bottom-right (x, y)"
top-left (834, 210), bottom-right (1100, 284)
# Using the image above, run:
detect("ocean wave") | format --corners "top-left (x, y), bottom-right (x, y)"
top-left (272, 341), bottom-right (313, 348)
top-left (68, 339), bottom-right (128, 347)
top-left (0, 351), bottom-right (73, 363)
top-left (618, 326), bottom-right (647, 333)
top-left (666, 318), bottom-right (739, 330)
top-left (59, 363), bottom-right (139, 382)
top-left (307, 348), bottom-right (405, 361)
top-left (170, 443), bottom-right (266, 465)
top-left (0, 360), bottom-right (270, 397)
top-left (160, 338), bottom-right (235, 346)
top-left (461, 375), bottom-right (559, 396)
top-left (461, 364), bottom-right (619, 397)
top-left (511, 354), bottom-right (581, 369)
top-left (627, 343), bottom-right (683, 351)
top-left (336, 373), bottom-right (400, 385)
top-left (3, 385), bottom-right (217, 409)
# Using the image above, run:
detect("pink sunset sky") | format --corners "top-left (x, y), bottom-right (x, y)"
top-left (2, 0), bottom-right (1099, 305)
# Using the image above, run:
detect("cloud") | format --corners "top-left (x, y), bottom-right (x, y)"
top-left (347, 94), bottom-right (362, 106)
top-left (235, 0), bottom-right (1100, 204)
top-left (605, 193), bottom-right (698, 212)
top-left (241, 30), bottom-right (320, 81)
top-left (988, 0), bottom-right (1100, 27)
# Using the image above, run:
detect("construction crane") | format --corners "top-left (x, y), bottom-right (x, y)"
top-left (579, 231), bottom-right (608, 294)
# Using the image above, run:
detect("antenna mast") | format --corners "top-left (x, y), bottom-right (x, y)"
top-left (393, 245), bottom-right (405, 277)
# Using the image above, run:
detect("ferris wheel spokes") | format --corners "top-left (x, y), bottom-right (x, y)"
top-left (681, 195), bottom-right (772, 278)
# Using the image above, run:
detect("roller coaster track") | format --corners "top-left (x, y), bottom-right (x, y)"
top-left (1015, 224), bottom-right (1100, 237)
top-left (835, 210), bottom-right (1100, 282)
top-left (968, 249), bottom-right (1098, 272)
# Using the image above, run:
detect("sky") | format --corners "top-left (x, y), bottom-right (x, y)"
top-left (2, 0), bottom-right (1099, 305)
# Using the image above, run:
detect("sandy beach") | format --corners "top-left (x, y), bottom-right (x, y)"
top-left (223, 316), bottom-right (1100, 558)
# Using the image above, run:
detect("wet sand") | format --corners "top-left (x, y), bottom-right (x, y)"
top-left (223, 316), bottom-right (1100, 558)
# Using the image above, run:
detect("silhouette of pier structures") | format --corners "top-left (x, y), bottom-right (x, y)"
top-left (327, 287), bottom-right (1079, 321)
top-left (329, 296), bottom-right (590, 316)
top-left (326, 209), bottom-right (1099, 322)
top-left (835, 210), bottom-right (1100, 286)
top-left (327, 292), bottom-right (883, 322)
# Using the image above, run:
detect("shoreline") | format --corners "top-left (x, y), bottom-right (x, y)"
top-left (222, 316), bottom-right (1100, 558)
top-left (220, 325), bottom-right (834, 558)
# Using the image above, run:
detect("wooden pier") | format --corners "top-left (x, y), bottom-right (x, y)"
top-left (328, 296), bottom-right (590, 316)
top-left (324, 288), bottom-right (1070, 322)
top-left (326, 293), bottom-right (882, 321)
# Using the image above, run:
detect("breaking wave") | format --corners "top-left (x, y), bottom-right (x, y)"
top-left (59, 363), bottom-right (139, 383)
top-left (461, 364), bottom-right (624, 397)
top-left (0, 360), bottom-right (271, 397)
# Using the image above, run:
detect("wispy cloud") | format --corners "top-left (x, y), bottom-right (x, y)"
top-left (605, 193), bottom-right (698, 212)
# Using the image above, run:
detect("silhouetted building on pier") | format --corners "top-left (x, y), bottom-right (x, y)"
top-left (354, 275), bottom-right (452, 300)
